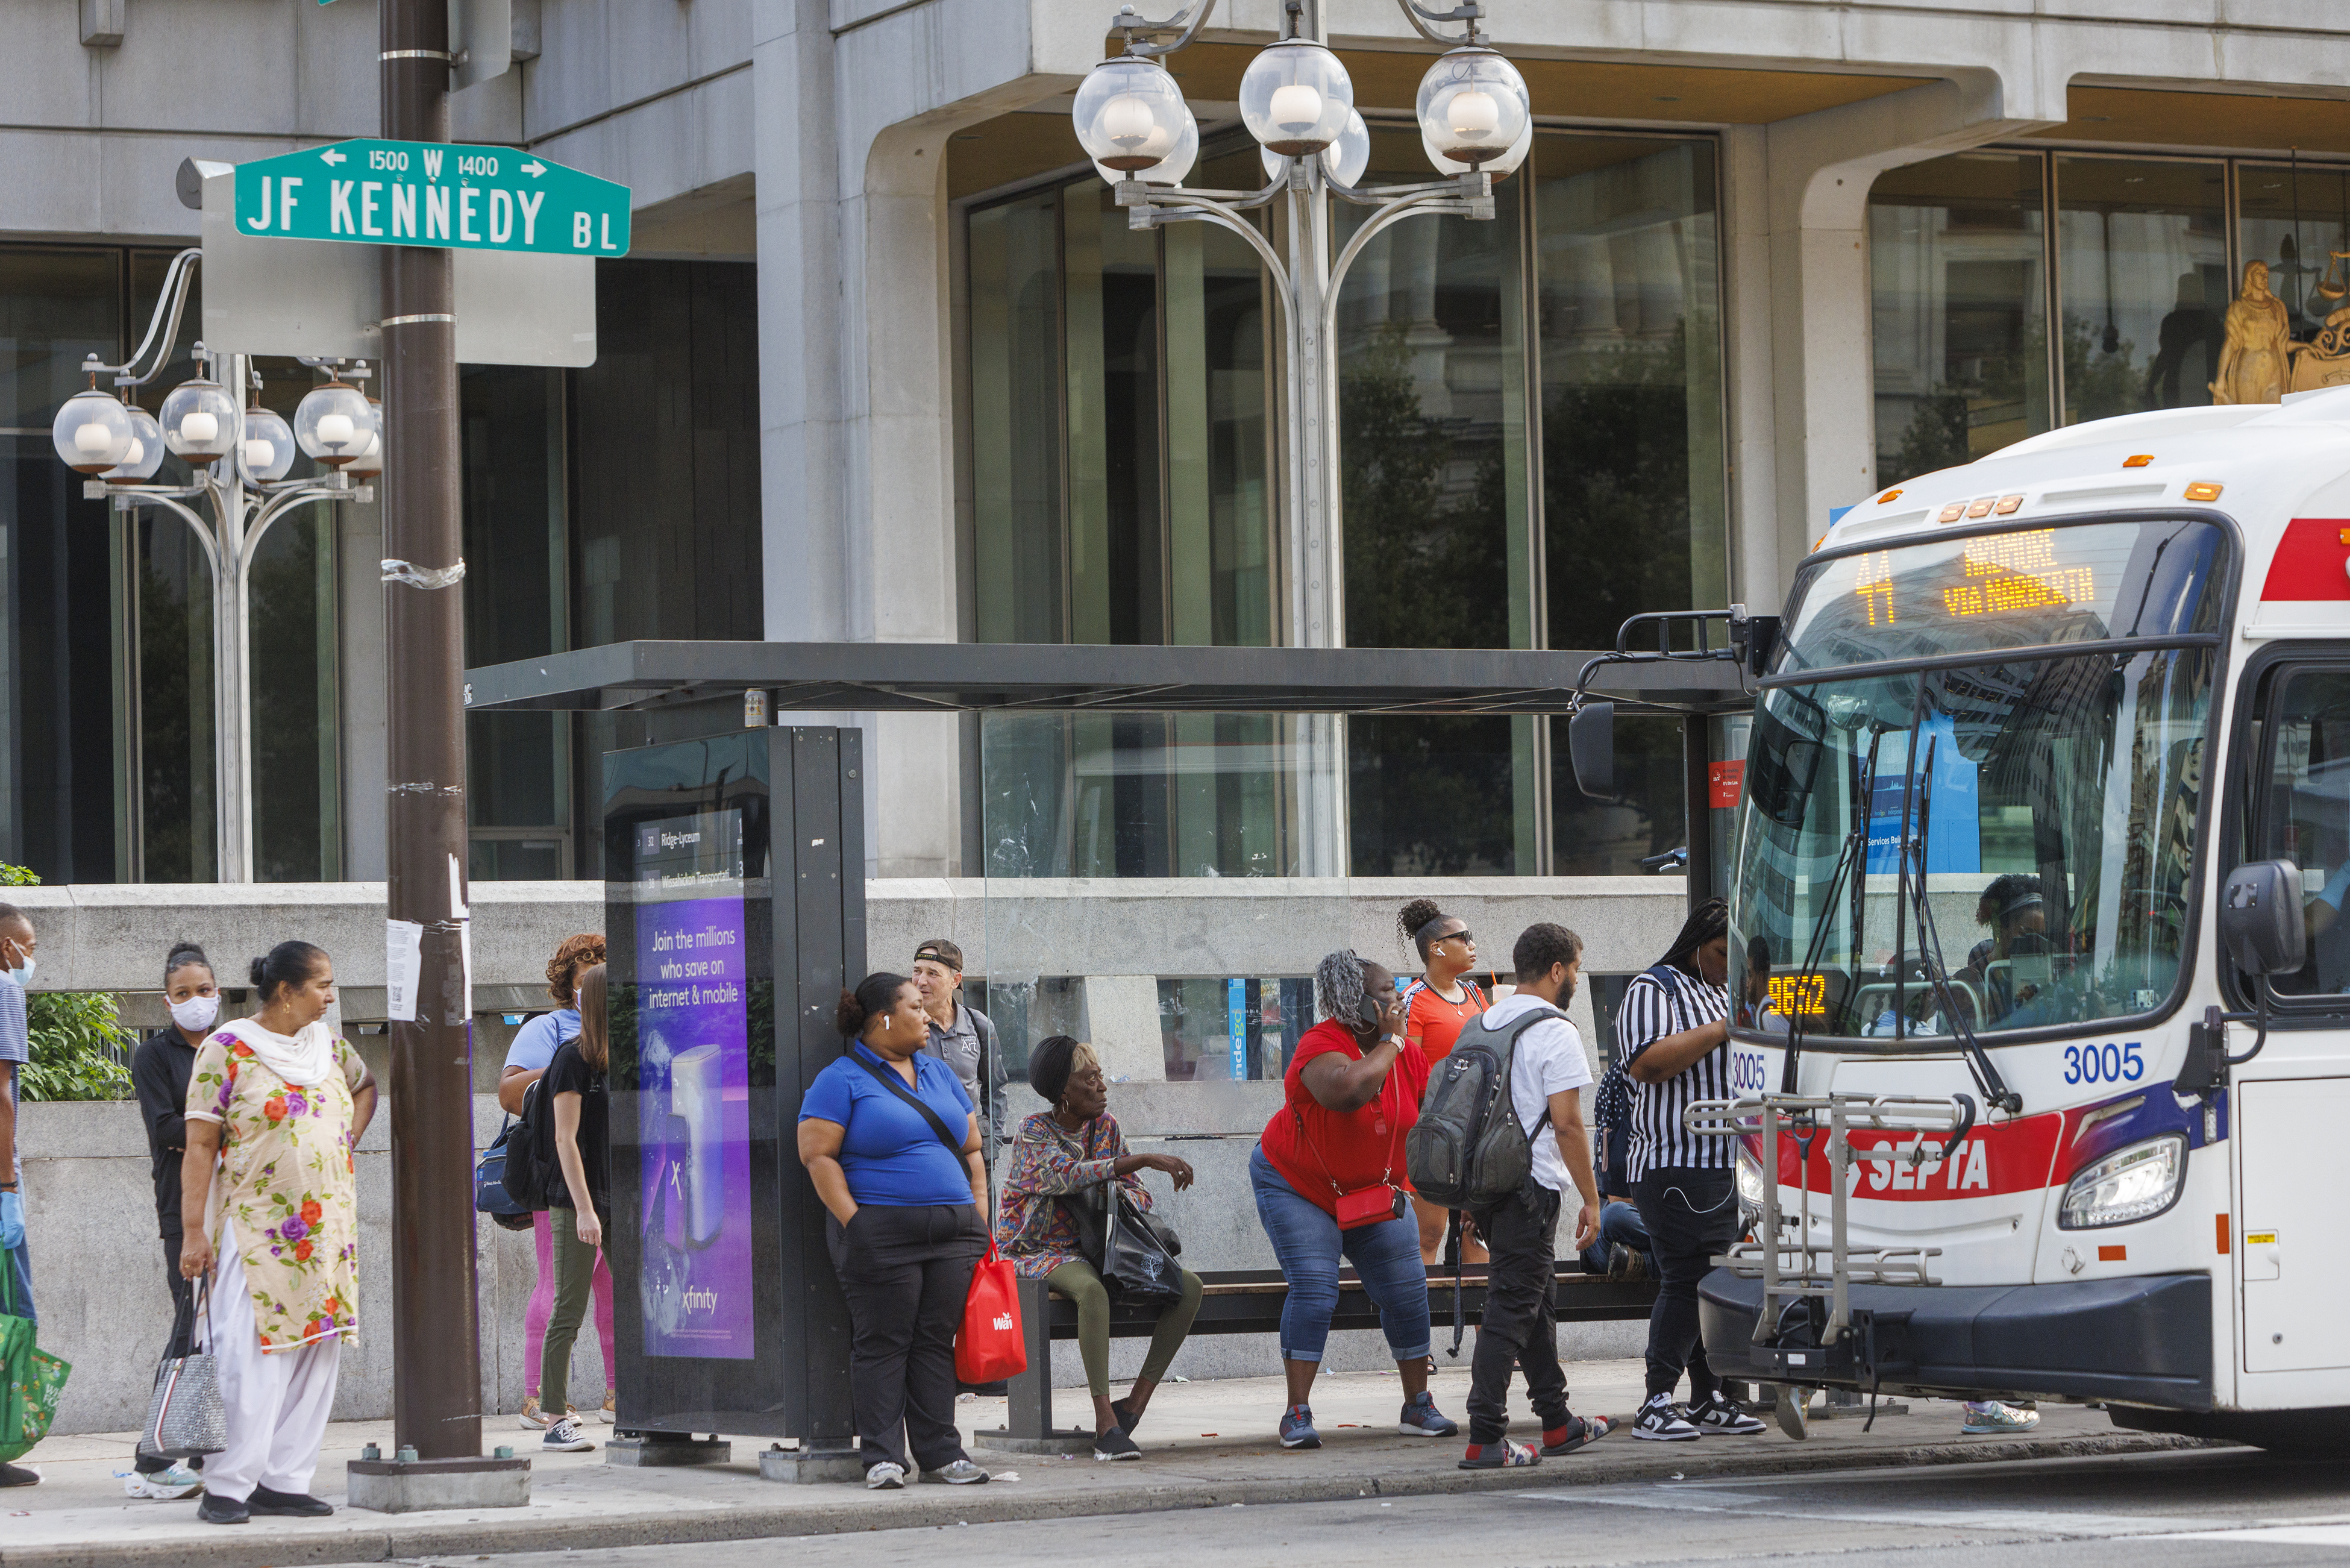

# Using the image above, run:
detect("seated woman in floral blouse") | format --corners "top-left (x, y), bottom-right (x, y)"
top-left (995, 1035), bottom-right (1202, 1461)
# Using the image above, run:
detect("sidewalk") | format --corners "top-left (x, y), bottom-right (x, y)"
top-left (2, 1361), bottom-right (2204, 1568)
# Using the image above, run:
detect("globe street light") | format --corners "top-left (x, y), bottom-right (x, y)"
top-left (1076, 0), bottom-right (1523, 873)
top-left (51, 247), bottom-right (374, 882)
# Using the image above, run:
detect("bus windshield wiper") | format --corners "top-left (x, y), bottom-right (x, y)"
top-left (1781, 727), bottom-right (1879, 1094)
top-left (1894, 721), bottom-right (2023, 1115)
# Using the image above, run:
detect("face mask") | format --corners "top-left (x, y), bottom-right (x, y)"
top-left (169, 994), bottom-right (221, 1032)
top-left (1, 947), bottom-right (30, 987)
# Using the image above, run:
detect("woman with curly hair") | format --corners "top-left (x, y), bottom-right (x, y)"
top-left (1394, 898), bottom-right (1490, 1264)
top-left (497, 932), bottom-right (615, 1430)
top-left (1249, 950), bottom-right (1459, 1451)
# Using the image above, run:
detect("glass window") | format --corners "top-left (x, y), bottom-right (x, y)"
top-left (968, 189), bottom-right (1067, 644)
top-left (2237, 162), bottom-right (2350, 392)
top-left (1869, 152), bottom-right (2052, 482)
top-left (2258, 670), bottom-right (2350, 998)
top-left (2055, 156), bottom-right (2227, 421)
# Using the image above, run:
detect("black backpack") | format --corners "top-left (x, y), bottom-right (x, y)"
top-left (500, 1077), bottom-right (560, 1212)
top-left (1405, 1003), bottom-right (1563, 1209)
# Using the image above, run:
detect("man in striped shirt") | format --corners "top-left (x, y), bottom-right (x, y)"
top-left (1618, 898), bottom-right (1765, 1442)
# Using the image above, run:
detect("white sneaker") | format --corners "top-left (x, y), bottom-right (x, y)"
top-left (1688, 1390), bottom-right (1768, 1435)
top-left (1961, 1400), bottom-right (2040, 1434)
top-left (124, 1464), bottom-right (203, 1499)
top-left (541, 1417), bottom-right (595, 1453)
top-left (597, 1391), bottom-right (615, 1425)
top-left (1631, 1393), bottom-right (1702, 1441)
top-left (865, 1461), bottom-right (907, 1490)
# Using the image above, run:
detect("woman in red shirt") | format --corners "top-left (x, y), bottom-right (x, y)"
top-left (1251, 951), bottom-right (1458, 1451)
top-left (1395, 898), bottom-right (1490, 1264)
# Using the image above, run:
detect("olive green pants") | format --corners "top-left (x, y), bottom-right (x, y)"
top-left (542, 1209), bottom-right (604, 1417)
top-left (1044, 1259), bottom-right (1205, 1399)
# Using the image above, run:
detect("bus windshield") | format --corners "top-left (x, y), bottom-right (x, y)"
top-left (1728, 517), bottom-right (2226, 1046)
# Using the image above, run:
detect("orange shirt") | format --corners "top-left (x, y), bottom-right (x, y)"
top-left (1402, 977), bottom-right (1488, 1062)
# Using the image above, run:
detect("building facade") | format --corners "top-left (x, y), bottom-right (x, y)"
top-left (7, 0), bottom-right (2350, 890)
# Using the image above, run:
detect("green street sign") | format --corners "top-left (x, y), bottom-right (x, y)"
top-left (234, 139), bottom-right (630, 257)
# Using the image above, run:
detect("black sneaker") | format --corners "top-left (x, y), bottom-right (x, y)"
top-left (1607, 1244), bottom-right (1651, 1283)
top-left (1631, 1393), bottom-right (1700, 1441)
top-left (196, 1490), bottom-right (250, 1525)
top-left (248, 1484), bottom-right (333, 1516)
top-left (0, 1460), bottom-right (38, 1488)
top-left (1111, 1396), bottom-right (1142, 1437)
top-left (1093, 1426), bottom-right (1142, 1461)
top-left (1688, 1390), bottom-right (1767, 1435)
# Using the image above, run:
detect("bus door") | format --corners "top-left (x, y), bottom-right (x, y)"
top-left (2231, 654), bottom-right (2350, 1383)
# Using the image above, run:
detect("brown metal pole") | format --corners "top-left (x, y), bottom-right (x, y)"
top-left (380, 0), bottom-right (481, 1461)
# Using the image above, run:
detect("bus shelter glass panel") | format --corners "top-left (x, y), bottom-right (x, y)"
top-left (978, 708), bottom-right (1355, 1115)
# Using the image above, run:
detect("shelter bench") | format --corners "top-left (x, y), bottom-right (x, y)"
top-left (991, 1265), bottom-right (1658, 1447)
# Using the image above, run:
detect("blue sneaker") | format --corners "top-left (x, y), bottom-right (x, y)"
top-left (1279, 1404), bottom-right (1321, 1449)
top-left (1397, 1391), bottom-right (1459, 1437)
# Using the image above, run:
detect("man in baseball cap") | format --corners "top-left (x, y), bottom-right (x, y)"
top-left (912, 939), bottom-right (998, 1140)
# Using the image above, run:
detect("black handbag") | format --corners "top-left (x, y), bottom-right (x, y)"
top-left (1098, 1188), bottom-right (1185, 1304)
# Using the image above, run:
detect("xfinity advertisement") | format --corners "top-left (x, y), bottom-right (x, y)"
top-left (631, 809), bottom-right (756, 1360)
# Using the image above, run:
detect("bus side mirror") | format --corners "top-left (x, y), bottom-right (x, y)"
top-left (2222, 859), bottom-right (2307, 979)
top-left (1568, 702), bottom-right (1614, 800)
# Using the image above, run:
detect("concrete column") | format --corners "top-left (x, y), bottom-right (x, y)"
top-left (1081, 975), bottom-right (1167, 1083)
top-left (1750, 77), bottom-right (2059, 609)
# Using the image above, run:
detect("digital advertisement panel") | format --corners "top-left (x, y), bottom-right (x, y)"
top-left (631, 808), bottom-right (756, 1360)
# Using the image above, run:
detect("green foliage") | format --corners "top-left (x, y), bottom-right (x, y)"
top-left (0, 862), bottom-right (137, 1101)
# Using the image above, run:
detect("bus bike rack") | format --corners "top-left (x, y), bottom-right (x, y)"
top-left (1684, 1091), bottom-right (1975, 1389)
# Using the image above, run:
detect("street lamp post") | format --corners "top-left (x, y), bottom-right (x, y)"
top-left (1073, 0), bottom-right (1531, 871)
top-left (51, 246), bottom-right (378, 882)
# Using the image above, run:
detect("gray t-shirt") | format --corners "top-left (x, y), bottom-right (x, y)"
top-left (922, 1002), bottom-right (997, 1132)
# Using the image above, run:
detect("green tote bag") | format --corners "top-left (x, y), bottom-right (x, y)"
top-left (0, 1251), bottom-right (69, 1464)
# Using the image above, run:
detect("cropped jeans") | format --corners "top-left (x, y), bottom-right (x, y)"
top-left (1249, 1146), bottom-right (1430, 1365)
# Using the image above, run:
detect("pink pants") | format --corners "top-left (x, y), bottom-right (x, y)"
top-left (527, 1208), bottom-right (615, 1400)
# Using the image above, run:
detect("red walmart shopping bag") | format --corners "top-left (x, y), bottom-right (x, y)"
top-left (956, 1240), bottom-right (1027, 1384)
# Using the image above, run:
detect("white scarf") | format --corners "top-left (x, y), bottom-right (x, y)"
top-left (212, 1015), bottom-right (338, 1089)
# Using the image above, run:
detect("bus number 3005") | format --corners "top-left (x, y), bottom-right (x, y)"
top-left (2063, 1042), bottom-right (2144, 1085)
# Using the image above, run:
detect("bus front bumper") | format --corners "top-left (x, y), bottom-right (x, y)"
top-left (1696, 1269), bottom-right (2213, 1412)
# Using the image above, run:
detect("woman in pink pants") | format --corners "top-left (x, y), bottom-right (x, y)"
top-left (500, 933), bottom-right (617, 1426)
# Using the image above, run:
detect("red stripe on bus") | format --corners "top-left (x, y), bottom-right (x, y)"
top-left (1773, 1112), bottom-right (2062, 1200)
top-left (2260, 518), bottom-right (2350, 601)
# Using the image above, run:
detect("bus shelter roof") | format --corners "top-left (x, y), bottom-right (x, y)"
top-left (462, 640), bottom-right (1752, 718)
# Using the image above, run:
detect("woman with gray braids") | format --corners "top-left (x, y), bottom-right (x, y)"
top-left (1249, 951), bottom-right (1458, 1450)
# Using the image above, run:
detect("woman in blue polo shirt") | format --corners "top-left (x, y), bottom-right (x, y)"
top-left (798, 971), bottom-right (991, 1491)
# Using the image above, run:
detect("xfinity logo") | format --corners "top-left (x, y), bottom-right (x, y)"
top-left (683, 1288), bottom-right (718, 1314)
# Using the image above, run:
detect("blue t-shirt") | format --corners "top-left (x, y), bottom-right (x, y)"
top-left (798, 1044), bottom-right (976, 1207)
top-left (503, 1009), bottom-right (580, 1074)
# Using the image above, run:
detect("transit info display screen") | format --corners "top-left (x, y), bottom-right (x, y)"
top-left (628, 808), bottom-right (754, 1360)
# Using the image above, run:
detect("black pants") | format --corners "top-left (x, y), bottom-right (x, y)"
top-left (1465, 1179), bottom-right (1570, 1446)
top-left (1632, 1167), bottom-right (1738, 1402)
top-left (135, 1228), bottom-right (202, 1475)
top-left (826, 1203), bottom-right (985, 1473)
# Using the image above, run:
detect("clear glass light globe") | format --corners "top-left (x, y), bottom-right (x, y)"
top-left (1262, 108), bottom-right (1370, 188)
top-left (1073, 58), bottom-right (1189, 172)
top-left (1423, 111), bottom-right (1532, 180)
top-left (294, 380), bottom-right (375, 467)
top-left (104, 405), bottom-right (166, 482)
top-left (347, 400), bottom-right (385, 480)
top-left (1416, 47), bottom-right (1529, 166)
top-left (160, 375), bottom-right (239, 465)
top-left (51, 387), bottom-right (134, 475)
top-left (240, 406), bottom-right (296, 483)
top-left (1094, 104), bottom-right (1198, 188)
top-left (1240, 40), bottom-right (1354, 157)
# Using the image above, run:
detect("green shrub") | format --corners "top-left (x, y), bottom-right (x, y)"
top-left (0, 864), bottom-right (136, 1101)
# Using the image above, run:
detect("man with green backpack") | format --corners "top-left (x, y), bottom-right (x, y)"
top-left (1406, 922), bottom-right (1611, 1470)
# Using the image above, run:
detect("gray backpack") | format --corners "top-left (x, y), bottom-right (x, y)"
top-left (1405, 1004), bottom-right (1561, 1209)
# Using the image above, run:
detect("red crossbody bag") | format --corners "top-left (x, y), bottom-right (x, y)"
top-left (1294, 1036), bottom-right (1409, 1226)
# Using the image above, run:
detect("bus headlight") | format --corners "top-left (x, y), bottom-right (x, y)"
top-left (1736, 1144), bottom-right (1767, 1229)
top-left (2058, 1134), bottom-right (2186, 1229)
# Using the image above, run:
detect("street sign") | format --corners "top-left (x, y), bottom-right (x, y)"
top-left (234, 139), bottom-right (629, 257)
top-left (190, 159), bottom-right (597, 367)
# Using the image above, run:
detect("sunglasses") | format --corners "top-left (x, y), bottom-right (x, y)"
top-left (1430, 930), bottom-right (1473, 948)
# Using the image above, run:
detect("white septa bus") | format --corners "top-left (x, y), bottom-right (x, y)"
top-left (1699, 390), bottom-right (2350, 1446)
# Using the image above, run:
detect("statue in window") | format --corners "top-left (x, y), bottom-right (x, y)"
top-left (2211, 260), bottom-right (2291, 406)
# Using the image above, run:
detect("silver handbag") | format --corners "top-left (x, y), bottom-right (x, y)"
top-left (138, 1281), bottom-right (227, 1460)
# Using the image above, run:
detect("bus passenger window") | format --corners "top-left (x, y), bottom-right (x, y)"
top-left (2265, 671), bottom-right (2350, 997)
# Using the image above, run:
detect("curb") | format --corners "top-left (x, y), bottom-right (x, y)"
top-left (1, 1430), bottom-right (2216, 1568)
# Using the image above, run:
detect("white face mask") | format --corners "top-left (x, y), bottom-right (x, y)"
top-left (1, 941), bottom-right (30, 987)
top-left (169, 994), bottom-right (221, 1032)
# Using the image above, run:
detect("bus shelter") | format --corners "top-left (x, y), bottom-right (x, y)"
top-left (464, 638), bottom-right (1746, 1475)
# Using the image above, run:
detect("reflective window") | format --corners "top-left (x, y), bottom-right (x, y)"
top-left (2238, 163), bottom-right (2350, 392)
top-left (2054, 157), bottom-right (2226, 421)
top-left (1870, 152), bottom-right (2052, 482)
top-left (2259, 670), bottom-right (2350, 998)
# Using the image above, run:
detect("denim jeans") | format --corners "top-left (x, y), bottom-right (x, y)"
top-left (1576, 1199), bottom-right (1653, 1275)
top-left (1249, 1146), bottom-right (1430, 1364)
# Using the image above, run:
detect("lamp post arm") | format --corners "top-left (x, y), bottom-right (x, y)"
top-left (1111, 0), bottom-right (1218, 57)
top-left (137, 492), bottom-right (225, 583)
top-left (101, 249), bottom-right (202, 389)
top-left (1393, 0), bottom-right (1483, 46)
top-left (1323, 184), bottom-right (1485, 339)
top-left (238, 483), bottom-right (354, 584)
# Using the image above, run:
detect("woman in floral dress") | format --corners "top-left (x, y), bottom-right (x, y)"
top-left (180, 941), bottom-right (377, 1526)
top-left (994, 1035), bottom-right (1200, 1460)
